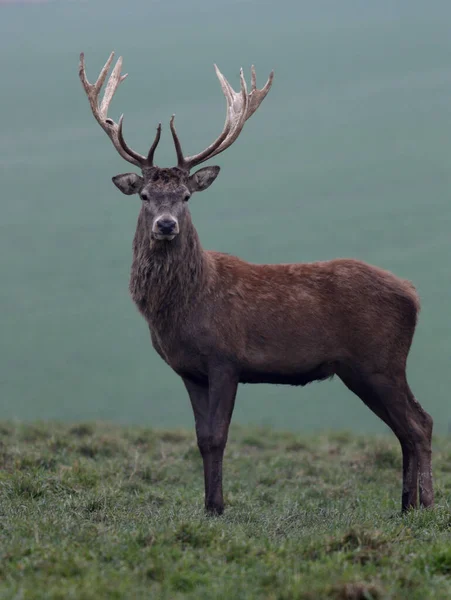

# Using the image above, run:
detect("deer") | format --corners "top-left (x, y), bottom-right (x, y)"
top-left (79, 51), bottom-right (434, 516)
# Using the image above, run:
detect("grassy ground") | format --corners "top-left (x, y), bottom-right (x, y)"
top-left (1, 423), bottom-right (451, 599)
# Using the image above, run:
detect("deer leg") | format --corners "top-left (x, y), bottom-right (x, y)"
top-left (183, 371), bottom-right (238, 514)
top-left (406, 384), bottom-right (434, 508)
top-left (338, 369), bottom-right (432, 512)
top-left (366, 374), bottom-right (433, 510)
top-left (202, 366), bottom-right (238, 515)
top-left (182, 378), bottom-right (211, 502)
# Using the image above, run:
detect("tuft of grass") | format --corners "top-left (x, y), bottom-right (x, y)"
top-left (0, 422), bottom-right (451, 599)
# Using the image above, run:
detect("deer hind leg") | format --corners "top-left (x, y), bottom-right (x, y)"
top-left (406, 383), bottom-right (434, 508)
top-left (338, 368), bottom-right (433, 512)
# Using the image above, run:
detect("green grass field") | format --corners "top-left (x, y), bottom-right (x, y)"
top-left (1, 422), bottom-right (451, 599)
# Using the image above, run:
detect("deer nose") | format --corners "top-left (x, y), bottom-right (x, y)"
top-left (157, 218), bottom-right (177, 235)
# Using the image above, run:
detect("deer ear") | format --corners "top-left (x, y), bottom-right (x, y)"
top-left (112, 173), bottom-right (144, 196)
top-left (188, 166), bottom-right (220, 193)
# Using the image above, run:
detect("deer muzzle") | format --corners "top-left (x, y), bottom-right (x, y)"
top-left (152, 216), bottom-right (180, 241)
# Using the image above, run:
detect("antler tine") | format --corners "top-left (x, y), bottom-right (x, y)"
top-left (100, 55), bottom-right (127, 119)
top-left (251, 64), bottom-right (257, 91)
top-left (118, 115), bottom-right (161, 167)
top-left (79, 52), bottom-right (148, 168)
top-left (147, 123), bottom-right (162, 165)
top-left (246, 66), bottom-right (274, 120)
top-left (177, 64), bottom-right (273, 171)
top-left (117, 115), bottom-right (148, 164)
top-left (170, 116), bottom-right (186, 168)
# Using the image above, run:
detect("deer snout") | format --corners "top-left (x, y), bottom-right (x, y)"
top-left (153, 216), bottom-right (179, 239)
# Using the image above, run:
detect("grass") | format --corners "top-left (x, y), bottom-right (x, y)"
top-left (1, 423), bottom-right (451, 599)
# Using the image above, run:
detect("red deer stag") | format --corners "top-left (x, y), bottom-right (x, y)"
top-left (79, 52), bottom-right (433, 515)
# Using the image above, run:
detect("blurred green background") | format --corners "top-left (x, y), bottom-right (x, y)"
top-left (1, 0), bottom-right (450, 432)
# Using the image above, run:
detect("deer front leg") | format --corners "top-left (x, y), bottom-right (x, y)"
top-left (183, 367), bottom-right (238, 515)
top-left (204, 366), bottom-right (238, 515)
top-left (183, 377), bottom-right (211, 502)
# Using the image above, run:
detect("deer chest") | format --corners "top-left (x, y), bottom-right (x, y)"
top-left (148, 323), bottom-right (209, 379)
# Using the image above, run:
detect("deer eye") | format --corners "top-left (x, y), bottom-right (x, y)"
top-left (141, 192), bottom-right (149, 202)
top-left (184, 193), bottom-right (191, 202)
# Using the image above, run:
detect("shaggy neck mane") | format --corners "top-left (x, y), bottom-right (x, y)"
top-left (129, 208), bottom-right (207, 325)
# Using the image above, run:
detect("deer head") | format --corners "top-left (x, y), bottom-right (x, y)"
top-left (79, 52), bottom-right (273, 241)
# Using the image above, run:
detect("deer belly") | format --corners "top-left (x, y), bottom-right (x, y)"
top-left (238, 323), bottom-right (338, 385)
top-left (239, 361), bottom-right (336, 386)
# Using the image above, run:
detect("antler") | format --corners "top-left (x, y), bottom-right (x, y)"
top-left (79, 52), bottom-right (161, 168)
top-left (170, 64), bottom-right (274, 171)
